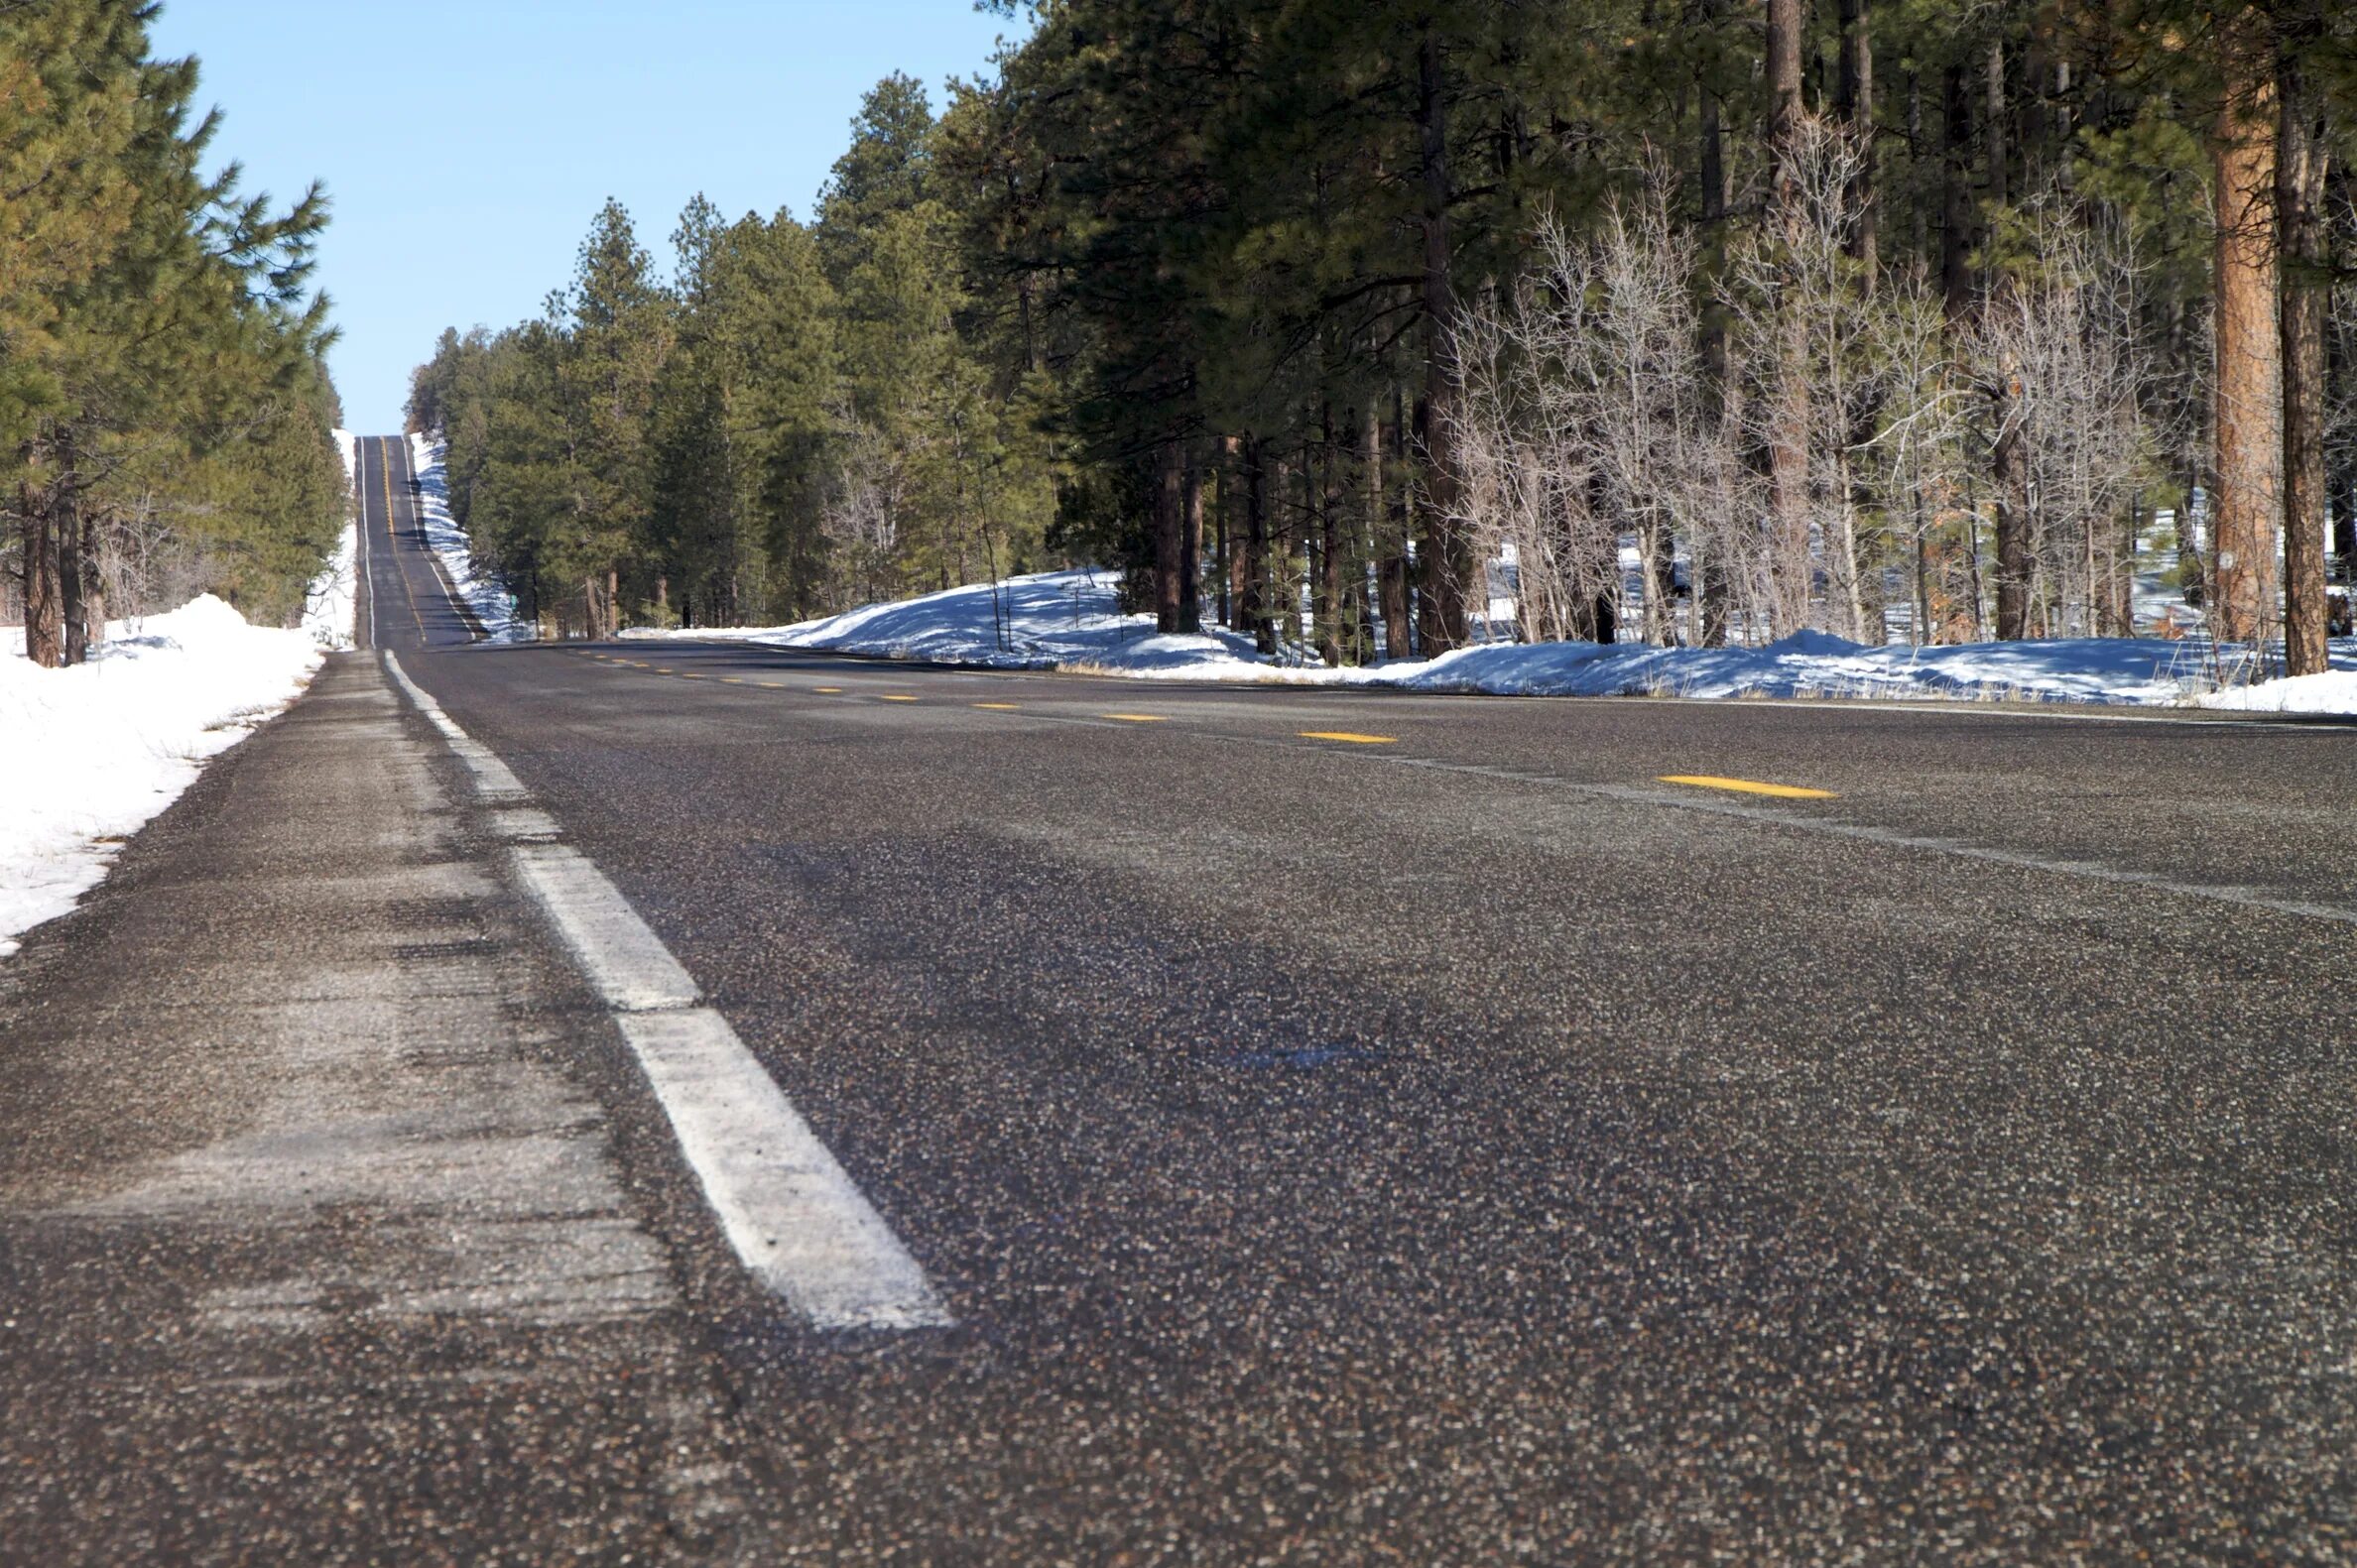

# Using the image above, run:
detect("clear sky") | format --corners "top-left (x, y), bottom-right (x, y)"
top-left (148, 2), bottom-right (1025, 434)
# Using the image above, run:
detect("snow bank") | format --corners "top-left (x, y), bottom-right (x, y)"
top-left (300, 429), bottom-right (362, 651)
top-left (0, 595), bottom-right (326, 957)
top-left (1381, 629), bottom-right (2216, 704)
top-left (2196, 669), bottom-right (2357, 715)
top-left (407, 432), bottom-right (529, 641)
top-left (300, 523), bottom-right (359, 650)
top-left (633, 565), bottom-right (2357, 709)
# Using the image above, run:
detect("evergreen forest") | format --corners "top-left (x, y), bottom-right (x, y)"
top-left (2, 1), bottom-right (345, 666)
top-left (409, 0), bottom-right (2357, 672)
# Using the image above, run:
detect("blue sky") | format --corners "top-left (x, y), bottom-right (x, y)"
top-left (149, 2), bottom-right (1025, 433)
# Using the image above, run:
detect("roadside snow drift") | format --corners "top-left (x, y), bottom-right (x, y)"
top-left (409, 433), bottom-right (529, 641)
top-left (632, 566), bottom-right (2357, 711)
top-left (0, 596), bottom-right (328, 956)
top-left (2197, 669), bottom-right (2357, 715)
top-left (303, 520), bottom-right (359, 651)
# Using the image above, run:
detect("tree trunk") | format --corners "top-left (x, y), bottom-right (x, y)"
top-left (1154, 440), bottom-right (1184, 635)
top-left (1984, 38), bottom-right (2008, 210)
top-left (1415, 27), bottom-right (1471, 653)
top-left (1315, 406), bottom-right (1342, 666)
top-left (1216, 435), bottom-right (1235, 629)
top-left (1242, 436), bottom-right (1272, 654)
top-left (20, 483), bottom-right (63, 668)
top-left (1766, 0), bottom-right (1811, 635)
top-left (1179, 444), bottom-right (1204, 635)
top-left (1837, 0), bottom-right (1876, 281)
top-left (1380, 390), bottom-right (1415, 658)
top-left (60, 493), bottom-right (88, 666)
top-left (81, 509), bottom-right (106, 652)
top-left (1697, 17), bottom-right (1733, 647)
top-left (1984, 39), bottom-right (2035, 640)
top-left (1836, 0), bottom-right (1879, 640)
top-left (1940, 63), bottom-right (1974, 319)
top-left (2336, 462), bottom-right (2356, 586)
top-left (2278, 32), bottom-right (2329, 675)
top-left (1362, 407), bottom-right (1384, 663)
top-left (1992, 401), bottom-right (2031, 639)
top-left (2212, 21), bottom-right (2281, 650)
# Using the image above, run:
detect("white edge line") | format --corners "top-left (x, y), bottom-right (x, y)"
top-left (382, 649), bottom-right (948, 1330)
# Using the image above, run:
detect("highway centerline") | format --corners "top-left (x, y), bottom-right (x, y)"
top-left (1659, 774), bottom-right (1838, 800)
top-left (538, 652), bottom-right (2355, 927)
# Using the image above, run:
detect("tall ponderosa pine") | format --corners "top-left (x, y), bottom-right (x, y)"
top-left (7, 0), bottom-right (337, 665)
top-left (417, 0), bottom-right (2357, 664)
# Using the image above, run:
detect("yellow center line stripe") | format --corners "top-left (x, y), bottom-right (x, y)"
top-left (878, 694), bottom-right (919, 702)
top-left (813, 686), bottom-right (842, 694)
top-left (759, 681), bottom-right (789, 689)
top-left (1659, 774), bottom-right (1838, 800)
top-left (1300, 731), bottom-right (1397, 745)
top-left (1102, 713), bottom-right (1167, 723)
top-left (973, 702), bottom-right (1020, 711)
top-left (720, 676), bottom-right (745, 684)
top-left (654, 667), bottom-right (676, 674)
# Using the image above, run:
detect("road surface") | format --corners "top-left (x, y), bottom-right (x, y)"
top-left (4, 434), bottom-right (2354, 1562)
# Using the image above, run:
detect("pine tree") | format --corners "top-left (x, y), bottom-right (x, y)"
top-left (556, 199), bottom-right (674, 636)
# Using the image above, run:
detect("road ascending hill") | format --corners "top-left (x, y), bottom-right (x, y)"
top-left (3, 435), bottom-right (2354, 1562)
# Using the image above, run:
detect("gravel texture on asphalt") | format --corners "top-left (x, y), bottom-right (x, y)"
top-left (5, 435), bottom-right (2353, 1563)
top-left (409, 627), bottom-right (2357, 1564)
top-left (0, 655), bottom-right (756, 1565)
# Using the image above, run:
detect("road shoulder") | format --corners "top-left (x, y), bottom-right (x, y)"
top-left (0, 651), bottom-right (755, 1564)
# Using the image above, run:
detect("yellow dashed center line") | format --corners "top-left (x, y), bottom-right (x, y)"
top-left (973, 702), bottom-right (1020, 711)
top-left (1659, 774), bottom-right (1837, 800)
top-left (759, 681), bottom-right (789, 689)
top-left (1300, 731), bottom-right (1397, 745)
top-left (813, 686), bottom-right (842, 693)
top-left (1102, 713), bottom-right (1167, 723)
top-left (878, 694), bottom-right (919, 702)
top-left (719, 676), bottom-right (745, 684)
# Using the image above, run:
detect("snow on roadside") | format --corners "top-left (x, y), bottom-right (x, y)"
top-left (300, 521), bottom-right (358, 651)
top-left (631, 565), bottom-right (2357, 711)
top-left (2196, 669), bottom-right (2357, 715)
top-left (300, 427), bottom-right (361, 651)
top-left (407, 433), bottom-right (529, 641)
top-left (0, 596), bottom-right (328, 957)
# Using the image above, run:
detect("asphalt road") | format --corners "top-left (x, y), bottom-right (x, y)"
top-left (7, 437), bottom-right (2357, 1562)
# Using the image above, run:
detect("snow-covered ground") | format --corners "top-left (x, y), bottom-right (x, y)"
top-left (409, 434), bottom-right (529, 640)
top-left (0, 596), bottom-right (331, 956)
top-left (0, 433), bottom-right (360, 958)
top-left (629, 566), bottom-right (2357, 712)
top-left (303, 520), bottom-right (359, 651)
top-left (2196, 669), bottom-right (2357, 714)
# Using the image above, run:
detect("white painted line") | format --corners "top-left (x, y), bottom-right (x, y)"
top-left (383, 652), bottom-right (529, 802)
top-left (383, 651), bottom-right (948, 1330)
top-left (617, 1010), bottom-right (949, 1328)
top-left (510, 842), bottom-right (700, 1013)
